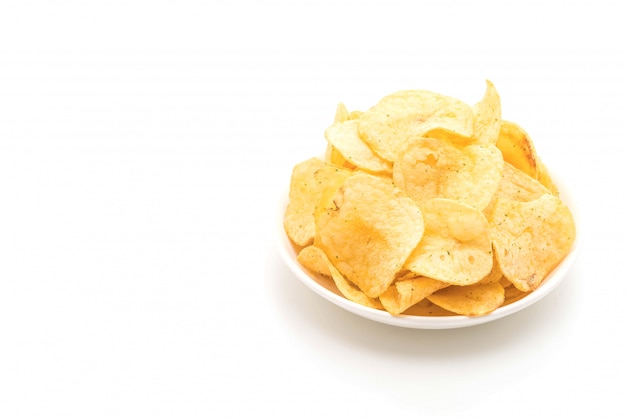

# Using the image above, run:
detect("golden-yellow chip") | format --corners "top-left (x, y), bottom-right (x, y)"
top-left (495, 161), bottom-right (551, 202)
top-left (496, 120), bottom-right (539, 178)
top-left (324, 119), bottom-right (392, 174)
top-left (502, 280), bottom-right (529, 305)
top-left (477, 252), bottom-right (504, 284)
top-left (283, 157), bottom-right (328, 247)
top-left (315, 172), bottom-right (424, 298)
top-left (393, 137), bottom-right (503, 211)
top-left (333, 102), bottom-right (350, 123)
top-left (324, 143), bottom-right (356, 170)
top-left (472, 80), bottom-right (502, 145)
top-left (296, 245), bottom-right (332, 278)
top-left (489, 193), bottom-right (576, 291)
top-left (358, 90), bottom-right (474, 162)
top-left (427, 281), bottom-right (506, 316)
top-left (299, 245), bottom-right (383, 309)
top-left (404, 198), bottom-right (493, 286)
top-left (380, 274), bottom-right (448, 315)
top-left (324, 103), bottom-right (358, 169)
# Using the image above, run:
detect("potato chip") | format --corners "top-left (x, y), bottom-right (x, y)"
top-left (380, 274), bottom-right (448, 315)
top-left (496, 120), bottom-right (539, 178)
top-left (332, 102), bottom-right (363, 122)
top-left (489, 193), bottom-right (576, 291)
top-left (536, 159), bottom-right (560, 196)
top-left (499, 276), bottom-right (513, 288)
top-left (503, 283), bottom-right (529, 305)
top-left (478, 252), bottom-right (504, 284)
top-left (483, 162), bottom-right (552, 223)
top-left (326, 261), bottom-right (384, 310)
top-left (358, 90), bottom-right (474, 162)
top-left (348, 110), bottom-right (363, 120)
top-left (324, 143), bottom-right (356, 169)
top-left (495, 120), bottom-right (562, 195)
top-left (315, 172), bottom-right (424, 298)
top-left (393, 138), bottom-right (503, 210)
top-left (296, 245), bottom-right (332, 278)
top-left (283, 157), bottom-right (329, 247)
top-left (311, 165), bottom-right (354, 225)
top-left (472, 80), bottom-right (502, 145)
top-left (402, 298), bottom-right (457, 316)
top-left (334, 102), bottom-right (350, 123)
top-left (404, 198), bottom-right (493, 285)
top-left (495, 162), bottom-right (551, 202)
top-left (324, 120), bottom-right (392, 174)
top-left (298, 245), bottom-right (383, 309)
top-left (427, 281), bottom-right (505, 316)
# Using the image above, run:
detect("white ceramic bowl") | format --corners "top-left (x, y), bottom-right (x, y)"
top-left (276, 171), bottom-right (581, 330)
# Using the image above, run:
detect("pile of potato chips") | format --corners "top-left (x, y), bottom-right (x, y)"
top-left (283, 81), bottom-right (576, 317)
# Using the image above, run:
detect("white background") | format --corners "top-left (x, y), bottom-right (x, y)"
top-left (0, 1), bottom-right (623, 417)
